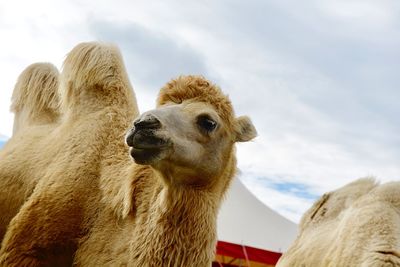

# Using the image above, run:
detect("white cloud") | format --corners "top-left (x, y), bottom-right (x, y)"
top-left (317, 0), bottom-right (397, 26)
top-left (0, 133), bottom-right (8, 141)
top-left (239, 173), bottom-right (315, 223)
top-left (0, 1), bottom-right (95, 136)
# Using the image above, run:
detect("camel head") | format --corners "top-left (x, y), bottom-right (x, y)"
top-left (126, 75), bottom-right (257, 188)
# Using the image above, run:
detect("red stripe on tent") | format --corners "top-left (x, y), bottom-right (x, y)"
top-left (216, 241), bottom-right (282, 265)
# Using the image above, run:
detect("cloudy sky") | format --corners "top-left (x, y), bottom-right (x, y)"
top-left (0, 0), bottom-right (399, 222)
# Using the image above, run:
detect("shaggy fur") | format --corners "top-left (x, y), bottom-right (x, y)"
top-left (0, 62), bottom-right (60, 240)
top-left (277, 178), bottom-right (400, 267)
top-left (74, 76), bottom-right (256, 266)
top-left (0, 42), bottom-right (138, 266)
top-left (11, 62), bottom-right (60, 134)
top-left (0, 44), bottom-right (256, 266)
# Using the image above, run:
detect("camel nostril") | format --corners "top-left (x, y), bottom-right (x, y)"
top-left (133, 114), bottom-right (161, 130)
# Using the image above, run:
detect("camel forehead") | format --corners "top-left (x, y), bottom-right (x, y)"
top-left (156, 101), bottom-right (220, 120)
top-left (181, 101), bottom-right (219, 117)
top-left (157, 76), bottom-right (235, 126)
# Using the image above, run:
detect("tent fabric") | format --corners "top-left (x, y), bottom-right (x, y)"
top-left (216, 241), bottom-right (282, 265)
top-left (217, 177), bottom-right (298, 252)
top-left (213, 257), bottom-right (275, 267)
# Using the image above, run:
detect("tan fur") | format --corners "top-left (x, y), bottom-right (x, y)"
top-left (0, 63), bottom-right (60, 240)
top-left (0, 45), bottom-right (256, 266)
top-left (157, 76), bottom-right (235, 129)
top-left (0, 42), bottom-right (138, 266)
top-left (75, 76), bottom-right (256, 266)
top-left (11, 62), bottom-right (60, 134)
top-left (277, 178), bottom-right (400, 267)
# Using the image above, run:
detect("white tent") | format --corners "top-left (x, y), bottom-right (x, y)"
top-left (215, 177), bottom-right (298, 265)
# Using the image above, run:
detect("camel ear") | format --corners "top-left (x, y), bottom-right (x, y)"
top-left (234, 116), bottom-right (257, 142)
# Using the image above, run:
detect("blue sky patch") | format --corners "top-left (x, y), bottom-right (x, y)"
top-left (268, 181), bottom-right (319, 200)
top-left (253, 176), bottom-right (319, 200)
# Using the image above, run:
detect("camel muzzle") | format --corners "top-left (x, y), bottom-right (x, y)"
top-left (125, 121), bottom-right (170, 164)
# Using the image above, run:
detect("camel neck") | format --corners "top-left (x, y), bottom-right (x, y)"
top-left (129, 180), bottom-right (220, 266)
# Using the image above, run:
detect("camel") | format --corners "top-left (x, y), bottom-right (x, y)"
top-left (0, 42), bottom-right (138, 266)
top-left (277, 178), bottom-right (400, 267)
top-left (73, 75), bottom-right (257, 266)
top-left (0, 62), bottom-right (60, 239)
top-left (0, 43), bottom-right (257, 266)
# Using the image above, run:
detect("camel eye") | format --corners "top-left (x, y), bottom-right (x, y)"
top-left (197, 115), bottom-right (217, 133)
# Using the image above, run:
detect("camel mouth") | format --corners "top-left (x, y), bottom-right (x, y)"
top-left (126, 129), bottom-right (169, 149)
top-left (126, 129), bottom-right (170, 164)
top-left (129, 146), bottom-right (165, 164)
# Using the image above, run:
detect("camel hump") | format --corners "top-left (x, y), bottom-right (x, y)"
top-left (10, 62), bottom-right (60, 116)
top-left (300, 177), bottom-right (378, 228)
top-left (60, 42), bottom-right (134, 112)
